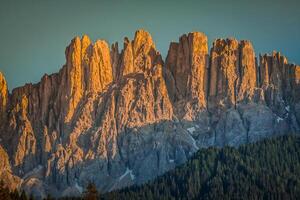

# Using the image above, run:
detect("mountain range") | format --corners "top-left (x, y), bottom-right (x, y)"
top-left (0, 29), bottom-right (299, 198)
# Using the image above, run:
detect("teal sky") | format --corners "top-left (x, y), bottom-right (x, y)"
top-left (0, 0), bottom-right (299, 90)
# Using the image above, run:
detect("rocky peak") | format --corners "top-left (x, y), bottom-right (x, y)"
top-left (132, 29), bottom-right (155, 58)
top-left (81, 34), bottom-right (92, 49)
top-left (258, 52), bottom-right (300, 115)
top-left (293, 65), bottom-right (300, 101)
top-left (209, 38), bottom-right (256, 108)
top-left (258, 51), bottom-right (289, 90)
top-left (209, 38), bottom-right (239, 107)
top-left (62, 36), bottom-right (85, 122)
top-left (111, 42), bottom-right (120, 80)
top-left (120, 29), bottom-right (161, 78)
top-left (165, 32), bottom-right (209, 119)
top-left (186, 32), bottom-right (209, 104)
top-left (86, 39), bottom-right (113, 93)
top-left (237, 40), bottom-right (257, 102)
top-left (59, 35), bottom-right (113, 122)
top-left (0, 72), bottom-right (8, 123)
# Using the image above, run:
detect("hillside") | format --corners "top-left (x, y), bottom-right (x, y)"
top-left (105, 135), bottom-right (300, 200)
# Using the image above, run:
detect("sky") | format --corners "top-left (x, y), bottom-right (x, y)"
top-left (0, 0), bottom-right (299, 90)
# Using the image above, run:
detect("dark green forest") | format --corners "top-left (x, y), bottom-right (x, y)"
top-left (105, 135), bottom-right (300, 200)
top-left (1, 135), bottom-right (299, 200)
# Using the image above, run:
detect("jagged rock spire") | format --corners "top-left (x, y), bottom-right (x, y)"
top-left (0, 72), bottom-right (8, 123)
top-left (165, 32), bottom-right (209, 119)
top-left (119, 29), bottom-right (161, 78)
top-left (0, 30), bottom-right (300, 198)
top-left (208, 38), bottom-right (256, 108)
top-left (60, 35), bottom-right (113, 122)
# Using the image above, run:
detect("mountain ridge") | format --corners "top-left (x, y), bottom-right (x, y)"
top-left (0, 29), bottom-right (299, 198)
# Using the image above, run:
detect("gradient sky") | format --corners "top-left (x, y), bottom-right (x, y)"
top-left (0, 0), bottom-right (299, 90)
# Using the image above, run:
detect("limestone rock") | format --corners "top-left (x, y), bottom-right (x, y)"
top-left (0, 145), bottom-right (21, 190)
top-left (86, 39), bottom-right (113, 93)
top-left (61, 35), bottom-right (113, 122)
top-left (165, 32), bottom-right (208, 119)
top-left (237, 41), bottom-right (257, 103)
top-left (111, 42), bottom-right (120, 80)
top-left (214, 109), bottom-right (247, 147)
top-left (0, 30), bottom-right (299, 198)
top-left (63, 37), bottom-right (85, 122)
top-left (120, 30), bottom-right (160, 77)
top-left (292, 65), bottom-right (300, 101)
top-left (0, 72), bottom-right (8, 123)
top-left (209, 38), bottom-right (240, 107)
top-left (258, 52), bottom-right (300, 118)
top-left (209, 39), bottom-right (257, 108)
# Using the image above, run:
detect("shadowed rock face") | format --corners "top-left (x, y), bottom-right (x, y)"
top-left (0, 29), bottom-right (299, 198)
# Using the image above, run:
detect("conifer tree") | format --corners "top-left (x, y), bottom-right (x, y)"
top-left (83, 182), bottom-right (99, 200)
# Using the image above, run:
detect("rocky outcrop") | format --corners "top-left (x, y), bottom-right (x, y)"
top-left (0, 29), bottom-right (299, 198)
top-left (237, 41), bottom-right (257, 103)
top-left (208, 39), bottom-right (257, 108)
top-left (0, 72), bottom-right (8, 124)
top-left (0, 145), bottom-right (21, 190)
top-left (165, 32), bottom-right (208, 119)
top-left (60, 35), bottom-right (113, 122)
top-left (259, 52), bottom-right (299, 104)
top-left (119, 30), bottom-right (161, 78)
top-left (258, 52), bottom-right (300, 130)
top-left (42, 30), bottom-right (174, 194)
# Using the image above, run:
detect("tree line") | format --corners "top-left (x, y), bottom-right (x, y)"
top-left (104, 134), bottom-right (300, 199)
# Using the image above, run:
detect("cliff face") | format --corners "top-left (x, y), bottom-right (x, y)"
top-left (165, 32), bottom-right (208, 119)
top-left (0, 72), bottom-right (8, 124)
top-left (0, 29), bottom-right (299, 198)
top-left (208, 39), bottom-right (257, 108)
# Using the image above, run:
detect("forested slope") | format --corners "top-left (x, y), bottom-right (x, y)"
top-left (105, 135), bottom-right (300, 200)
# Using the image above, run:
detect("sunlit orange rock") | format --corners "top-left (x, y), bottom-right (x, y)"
top-left (0, 30), bottom-right (299, 198)
top-left (165, 32), bottom-right (208, 119)
top-left (209, 38), bottom-right (257, 107)
top-left (0, 72), bottom-right (8, 123)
